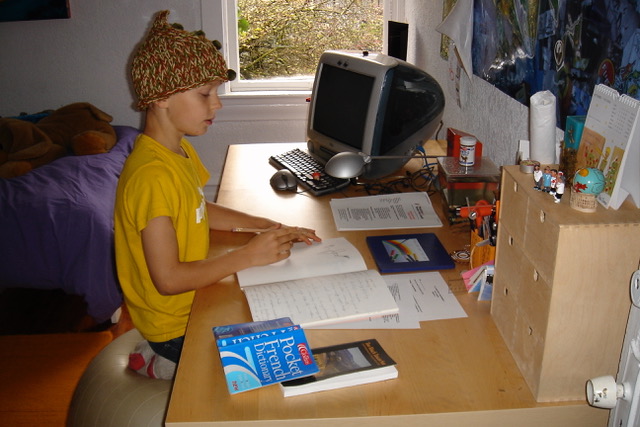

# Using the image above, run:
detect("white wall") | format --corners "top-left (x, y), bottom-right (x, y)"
top-left (0, 2), bottom-right (195, 128)
top-left (0, 0), bottom-right (308, 199)
top-left (0, 0), bottom-right (563, 199)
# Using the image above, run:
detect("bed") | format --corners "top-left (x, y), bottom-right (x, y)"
top-left (0, 126), bottom-right (140, 323)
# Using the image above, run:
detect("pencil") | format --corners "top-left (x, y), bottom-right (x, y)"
top-left (231, 227), bottom-right (271, 233)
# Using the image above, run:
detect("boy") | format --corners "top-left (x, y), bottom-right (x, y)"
top-left (115, 10), bottom-right (320, 379)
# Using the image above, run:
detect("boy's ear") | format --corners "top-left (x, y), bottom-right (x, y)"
top-left (153, 98), bottom-right (170, 110)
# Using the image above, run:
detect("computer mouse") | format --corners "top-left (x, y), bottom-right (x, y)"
top-left (270, 170), bottom-right (298, 192)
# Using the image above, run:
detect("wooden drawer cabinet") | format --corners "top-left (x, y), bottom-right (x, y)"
top-left (491, 165), bottom-right (640, 402)
top-left (524, 210), bottom-right (560, 283)
top-left (498, 170), bottom-right (528, 236)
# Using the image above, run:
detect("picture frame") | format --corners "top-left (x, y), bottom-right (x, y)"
top-left (0, 0), bottom-right (70, 23)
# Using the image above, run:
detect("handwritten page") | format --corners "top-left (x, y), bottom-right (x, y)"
top-left (236, 237), bottom-right (367, 288)
top-left (330, 192), bottom-right (442, 231)
top-left (242, 270), bottom-right (399, 328)
top-left (315, 272), bottom-right (467, 329)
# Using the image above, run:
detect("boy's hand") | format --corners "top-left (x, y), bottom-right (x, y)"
top-left (238, 225), bottom-right (321, 267)
top-left (281, 225), bottom-right (322, 245)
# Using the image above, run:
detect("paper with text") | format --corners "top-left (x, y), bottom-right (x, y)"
top-left (330, 192), bottom-right (442, 230)
top-left (315, 271), bottom-right (467, 329)
top-left (242, 270), bottom-right (399, 328)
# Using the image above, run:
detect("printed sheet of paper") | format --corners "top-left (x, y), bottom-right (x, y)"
top-left (315, 272), bottom-right (467, 329)
top-left (236, 237), bottom-right (366, 288)
top-left (330, 192), bottom-right (443, 231)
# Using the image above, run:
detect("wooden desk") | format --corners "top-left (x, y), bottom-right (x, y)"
top-left (165, 143), bottom-right (607, 426)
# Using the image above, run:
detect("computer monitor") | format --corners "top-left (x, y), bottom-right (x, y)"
top-left (306, 50), bottom-right (445, 179)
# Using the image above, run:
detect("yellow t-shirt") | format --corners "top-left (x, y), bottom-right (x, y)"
top-left (114, 134), bottom-right (211, 343)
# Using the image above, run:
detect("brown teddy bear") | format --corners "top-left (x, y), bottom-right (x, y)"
top-left (0, 102), bottom-right (117, 178)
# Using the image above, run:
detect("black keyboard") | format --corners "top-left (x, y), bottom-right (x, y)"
top-left (269, 148), bottom-right (351, 196)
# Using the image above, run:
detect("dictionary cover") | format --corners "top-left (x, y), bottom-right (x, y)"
top-left (214, 320), bottom-right (319, 394)
top-left (213, 317), bottom-right (295, 342)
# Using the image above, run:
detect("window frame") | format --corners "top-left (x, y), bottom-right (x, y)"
top-left (201, 0), bottom-right (403, 119)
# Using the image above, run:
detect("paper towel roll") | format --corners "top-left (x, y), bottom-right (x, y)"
top-left (529, 91), bottom-right (557, 164)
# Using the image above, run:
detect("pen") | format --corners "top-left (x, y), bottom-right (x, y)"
top-left (231, 227), bottom-right (271, 233)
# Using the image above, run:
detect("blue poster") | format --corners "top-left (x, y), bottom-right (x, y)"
top-left (472, 0), bottom-right (640, 129)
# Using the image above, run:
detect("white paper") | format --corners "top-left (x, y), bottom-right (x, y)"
top-left (315, 272), bottom-right (467, 329)
top-left (242, 270), bottom-right (399, 328)
top-left (236, 237), bottom-right (366, 288)
top-left (330, 192), bottom-right (442, 231)
top-left (529, 90), bottom-right (558, 164)
top-left (586, 84), bottom-right (640, 209)
top-left (436, 0), bottom-right (474, 79)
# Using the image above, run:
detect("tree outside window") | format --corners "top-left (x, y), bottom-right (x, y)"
top-left (237, 0), bottom-right (384, 81)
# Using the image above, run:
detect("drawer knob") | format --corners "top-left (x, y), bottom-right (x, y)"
top-left (533, 270), bottom-right (539, 281)
top-left (539, 210), bottom-right (546, 223)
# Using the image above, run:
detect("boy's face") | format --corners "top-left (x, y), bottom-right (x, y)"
top-left (161, 81), bottom-right (223, 137)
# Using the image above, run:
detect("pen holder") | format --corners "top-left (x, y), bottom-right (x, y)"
top-left (469, 230), bottom-right (495, 269)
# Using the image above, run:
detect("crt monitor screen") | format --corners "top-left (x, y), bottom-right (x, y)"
top-left (312, 63), bottom-right (374, 151)
top-left (307, 50), bottom-right (444, 179)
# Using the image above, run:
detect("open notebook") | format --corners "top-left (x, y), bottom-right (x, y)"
top-left (236, 237), bottom-right (399, 328)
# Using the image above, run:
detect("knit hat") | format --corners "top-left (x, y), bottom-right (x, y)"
top-left (132, 10), bottom-right (236, 110)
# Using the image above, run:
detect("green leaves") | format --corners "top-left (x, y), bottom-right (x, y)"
top-left (237, 0), bottom-right (383, 80)
top-left (238, 17), bottom-right (249, 33)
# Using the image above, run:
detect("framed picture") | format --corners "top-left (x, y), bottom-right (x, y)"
top-left (0, 0), bottom-right (70, 23)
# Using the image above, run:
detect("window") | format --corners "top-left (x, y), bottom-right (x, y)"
top-left (203, 0), bottom-right (402, 95)
top-left (201, 0), bottom-right (403, 121)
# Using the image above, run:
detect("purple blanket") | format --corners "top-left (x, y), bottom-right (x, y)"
top-left (0, 126), bottom-right (140, 322)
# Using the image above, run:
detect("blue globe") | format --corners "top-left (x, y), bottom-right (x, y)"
top-left (573, 168), bottom-right (605, 195)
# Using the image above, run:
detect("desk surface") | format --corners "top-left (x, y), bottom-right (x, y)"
top-left (165, 143), bottom-right (606, 426)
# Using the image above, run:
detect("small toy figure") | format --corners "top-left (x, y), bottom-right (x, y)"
top-left (549, 169), bottom-right (558, 195)
top-left (542, 166), bottom-right (552, 192)
top-left (553, 172), bottom-right (565, 203)
top-left (533, 164), bottom-right (543, 190)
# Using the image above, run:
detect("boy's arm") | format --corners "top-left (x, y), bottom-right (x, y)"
top-left (141, 215), bottom-right (318, 295)
top-left (205, 201), bottom-right (320, 245)
top-left (206, 201), bottom-right (278, 231)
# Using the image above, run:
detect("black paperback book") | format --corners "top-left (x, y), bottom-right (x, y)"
top-left (280, 338), bottom-right (397, 397)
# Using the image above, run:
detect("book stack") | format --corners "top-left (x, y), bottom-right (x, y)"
top-left (213, 317), bottom-right (319, 394)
